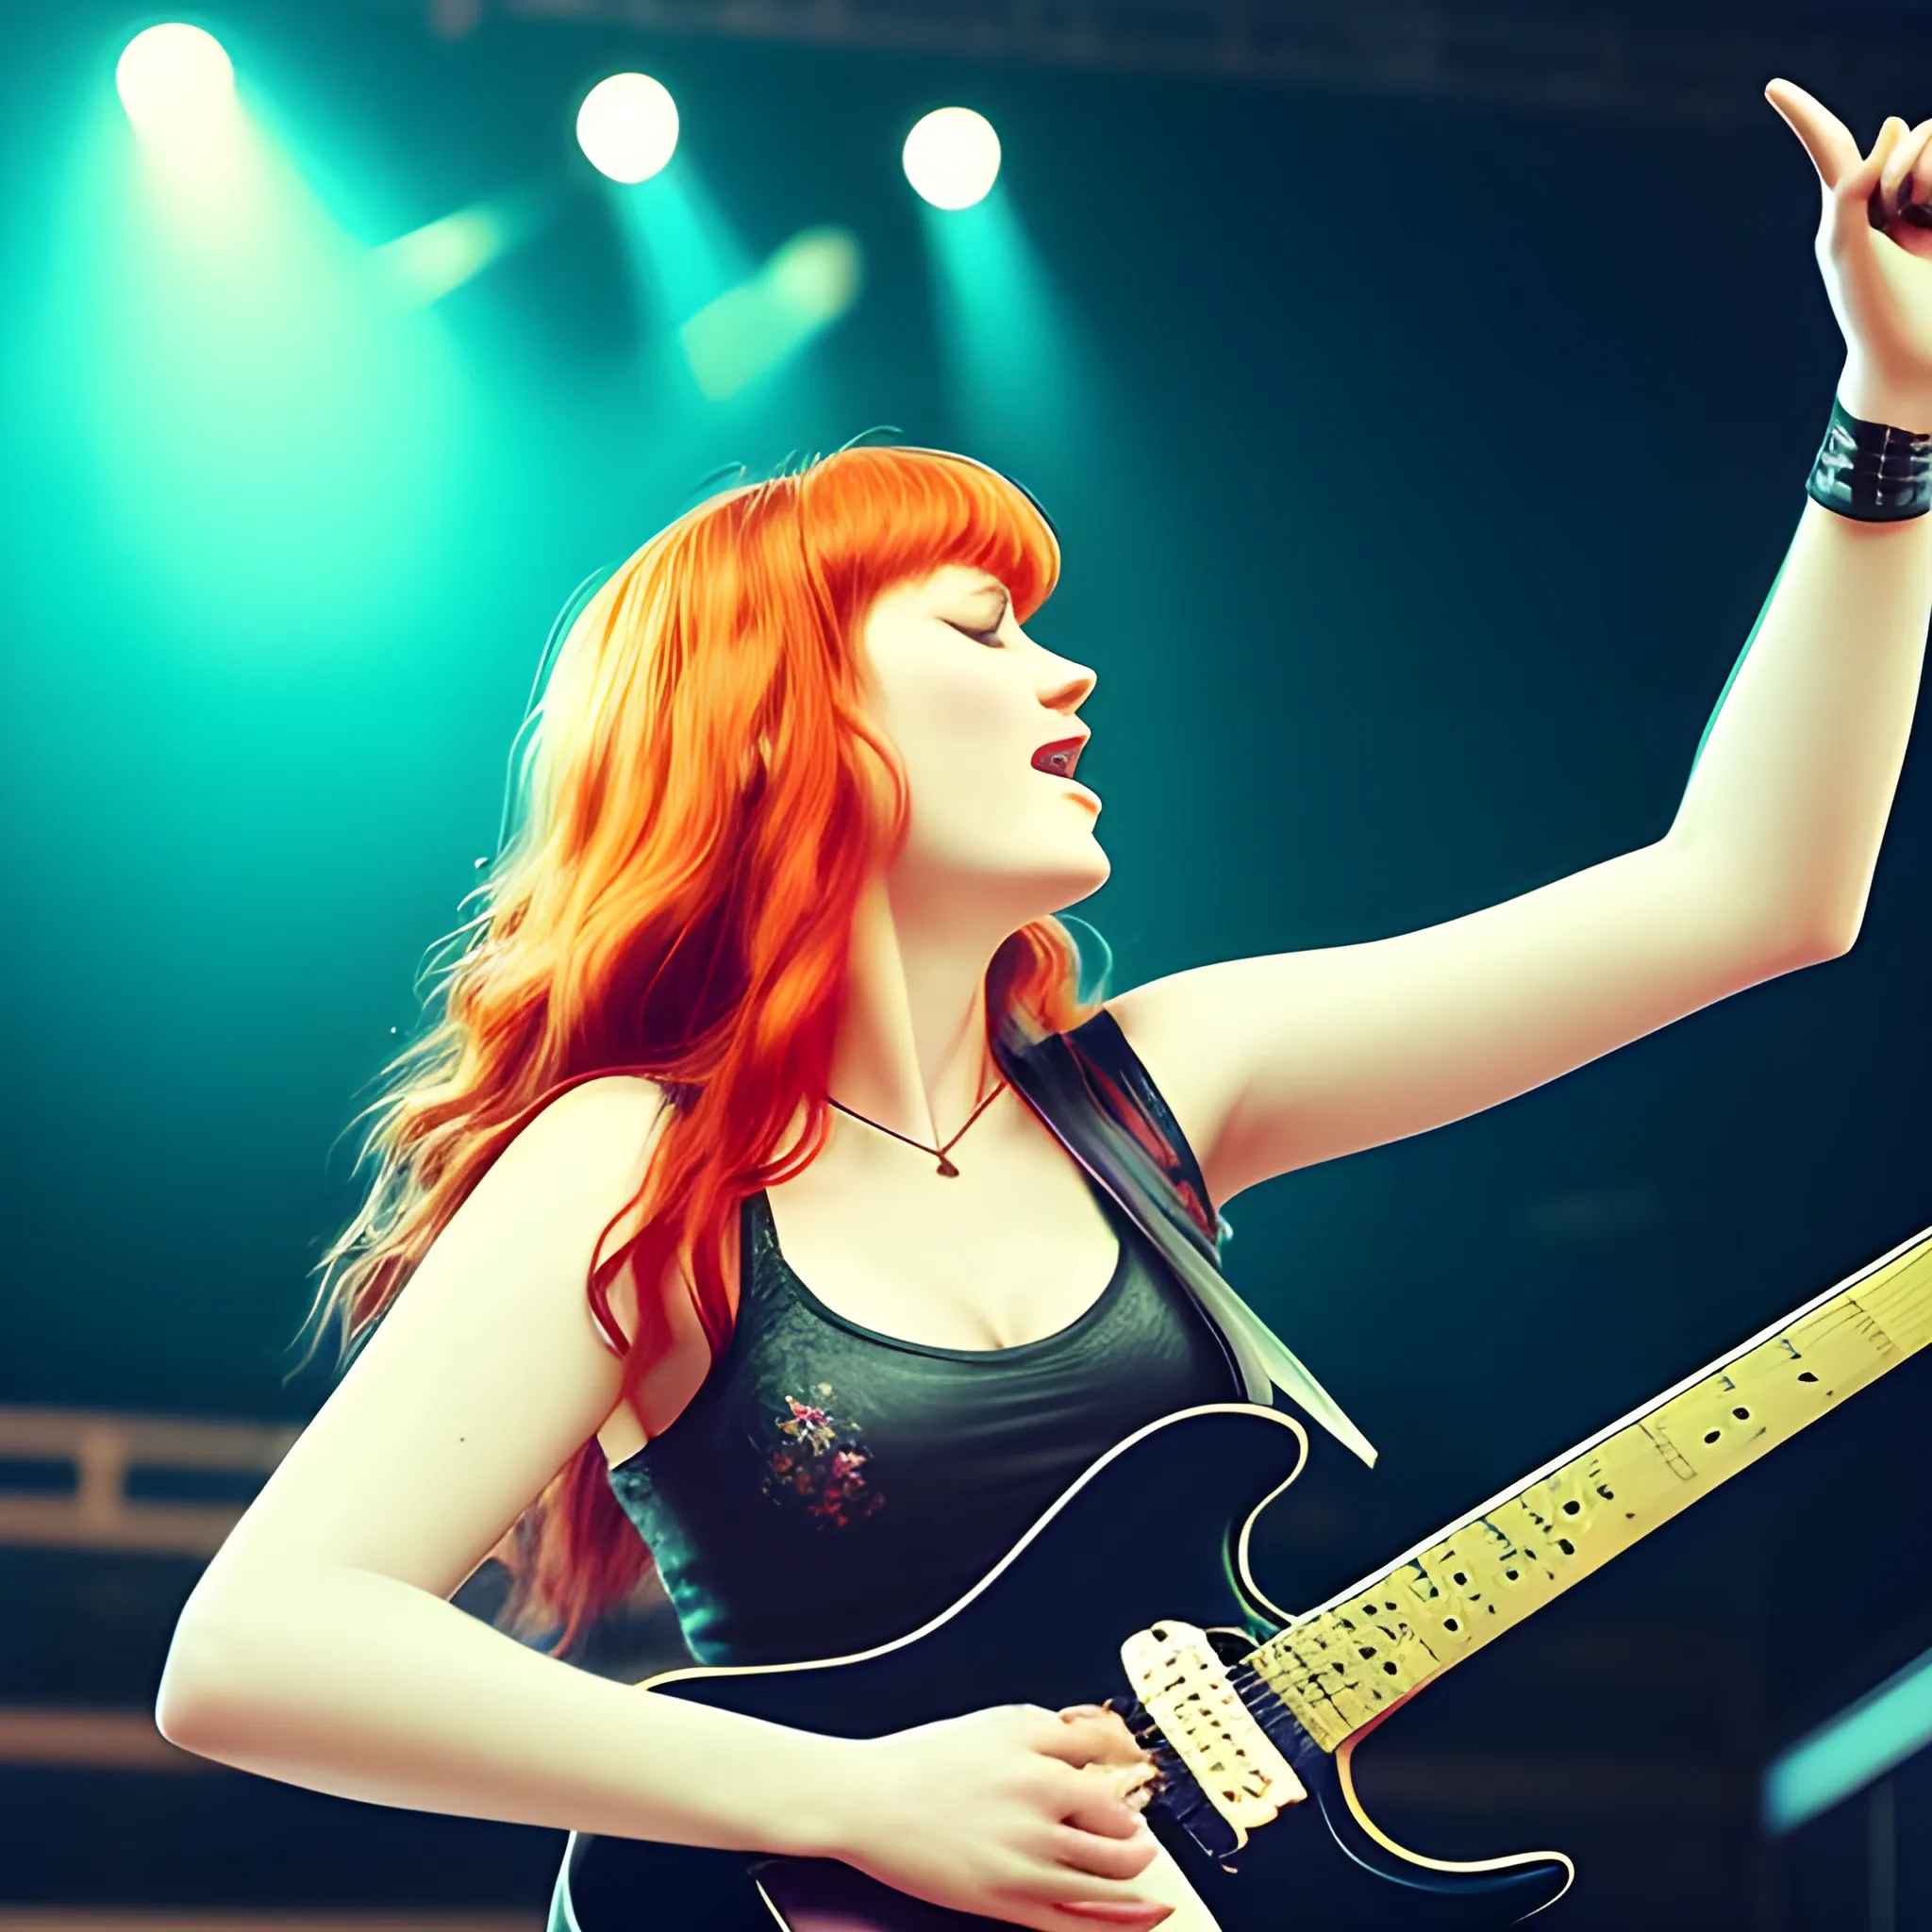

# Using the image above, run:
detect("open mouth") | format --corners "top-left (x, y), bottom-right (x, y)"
top-left (1032, 735), bottom-right (1087, 779)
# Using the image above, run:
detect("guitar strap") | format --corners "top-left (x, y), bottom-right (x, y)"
top-left (992, 1007), bottom-right (1377, 1468)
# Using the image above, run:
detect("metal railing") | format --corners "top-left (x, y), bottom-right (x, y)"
top-left (0, 1407), bottom-right (297, 1556)
top-left (456, 0), bottom-right (1918, 129)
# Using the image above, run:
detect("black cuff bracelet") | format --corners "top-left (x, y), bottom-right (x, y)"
top-left (1805, 394), bottom-right (1932, 522)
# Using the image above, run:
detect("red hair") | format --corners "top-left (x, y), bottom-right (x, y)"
top-left (312, 446), bottom-right (1096, 1647)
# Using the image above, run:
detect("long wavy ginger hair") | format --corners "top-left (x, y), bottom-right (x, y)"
top-left (312, 446), bottom-right (1097, 1646)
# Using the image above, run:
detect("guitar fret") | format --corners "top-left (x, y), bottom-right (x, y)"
top-left (1251, 1229), bottom-right (1932, 1753)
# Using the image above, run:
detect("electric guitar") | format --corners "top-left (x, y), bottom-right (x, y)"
top-left (560, 1224), bottom-right (1932, 1931)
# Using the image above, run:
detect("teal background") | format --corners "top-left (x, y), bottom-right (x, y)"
top-left (1, 4), bottom-right (1929, 1924)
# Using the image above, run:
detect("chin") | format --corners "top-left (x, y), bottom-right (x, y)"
top-left (894, 826), bottom-right (1109, 917)
top-left (1047, 842), bottom-right (1111, 908)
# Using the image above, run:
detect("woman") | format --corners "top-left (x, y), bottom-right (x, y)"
top-left (157, 81), bottom-right (1931, 1932)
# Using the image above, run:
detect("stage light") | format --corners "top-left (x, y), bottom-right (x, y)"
top-left (576, 74), bottom-right (679, 184)
top-left (678, 226), bottom-right (862, 401)
top-left (902, 108), bottom-right (1001, 211)
top-left (115, 24), bottom-right (235, 136)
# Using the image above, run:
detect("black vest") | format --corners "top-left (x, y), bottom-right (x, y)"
top-left (602, 1008), bottom-right (1372, 1670)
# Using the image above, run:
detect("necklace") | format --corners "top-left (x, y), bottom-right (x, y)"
top-left (826, 1075), bottom-right (1008, 1176)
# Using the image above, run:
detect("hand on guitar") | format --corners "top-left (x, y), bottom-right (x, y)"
top-left (824, 1702), bottom-right (1172, 1930)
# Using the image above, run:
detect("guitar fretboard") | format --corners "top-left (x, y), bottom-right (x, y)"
top-left (1251, 1226), bottom-right (1932, 1752)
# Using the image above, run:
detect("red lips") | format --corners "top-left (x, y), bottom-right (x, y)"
top-left (1032, 734), bottom-right (1088, 778)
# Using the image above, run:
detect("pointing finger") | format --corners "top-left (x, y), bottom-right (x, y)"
top-left (1766, 77), bottom-right (1863, 190)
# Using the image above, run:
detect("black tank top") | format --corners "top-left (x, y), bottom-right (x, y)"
top-left (608, 1165), bottom-right (1239, 1667)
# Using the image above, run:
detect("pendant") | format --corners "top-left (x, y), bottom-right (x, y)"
top-left (936, 1155), bottom-right (959, 1176)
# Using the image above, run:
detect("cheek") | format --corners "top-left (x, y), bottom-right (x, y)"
top-left (892, 668), bottom-right (1022, 804)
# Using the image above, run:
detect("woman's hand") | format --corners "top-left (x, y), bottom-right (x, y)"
top-left (822, 1702), bottom-right (1172, 1931)
top-left (1767, 79), bottom-right (1932, 428)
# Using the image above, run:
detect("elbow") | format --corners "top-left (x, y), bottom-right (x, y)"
top-left (1701, 870), bottom-right (1868, 978)
top-left (1804, 918), bottom-right (1862, 966)
top-left (154, 1690), bottom-right (215, 1761)
top-left (155, 1600), bottom-right (258, 1760)
top-left (1752, 905), bottom-right (1863, 976)
top-left (154, 1616), bottom-right (226, 1757)
top-left (1663, 834), bottom-right (1870, 977)
top-left (1780, 877), bottom-right (1871, 968)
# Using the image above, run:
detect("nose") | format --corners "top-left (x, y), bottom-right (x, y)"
top-left (1041, 652), bottom-right (1096, 712)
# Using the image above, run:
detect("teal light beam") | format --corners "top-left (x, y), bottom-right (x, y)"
top-left (919, 184), bottom-right (1091, 485)
top-left (605, 157), bottom-right (751, 341)
top-left (1762, 1643), bottom-right (1932, 1833)
top-left (29, 54), bottom-right (468, 655)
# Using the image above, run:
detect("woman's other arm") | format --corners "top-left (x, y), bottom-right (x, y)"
top-left (154, 1077), bottom-right (1170, 1929)
top-left (154, 1075), bottom-right (840, 1848)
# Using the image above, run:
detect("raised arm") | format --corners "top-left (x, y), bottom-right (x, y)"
top-left (1108, 83), bottom-right (1932, 1208)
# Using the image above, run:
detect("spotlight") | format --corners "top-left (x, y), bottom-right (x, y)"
top-left (902, 108), bottom-right (1001, 211)
top-left (115, 23), bottom-right (235, 135)
top-left (576, 73), bottom-right (679, 184)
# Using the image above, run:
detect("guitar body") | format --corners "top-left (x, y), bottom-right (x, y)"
top-left (560, 1405), bottom-right (1570, 1931)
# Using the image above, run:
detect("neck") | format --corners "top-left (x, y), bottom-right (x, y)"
top-left (825, 872), bottom-right (1016, 1150)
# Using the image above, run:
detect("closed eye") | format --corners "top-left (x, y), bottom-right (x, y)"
top-left (949, 622), bottom-right (1006, 646)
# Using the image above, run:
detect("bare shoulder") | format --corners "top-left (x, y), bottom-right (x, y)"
top-left (190, 1071), bottom-right (678, 1603)
top-left (429, 1070), bottom-right (676, 1336)
top-left (482, 1072), bottom-right (673, 1193)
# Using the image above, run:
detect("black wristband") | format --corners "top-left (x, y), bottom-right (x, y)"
top-left (1806, 394), bottom-right (1932, 523)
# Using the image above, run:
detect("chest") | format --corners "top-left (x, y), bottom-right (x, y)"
top-left (603, 1097), bottom-right (1132, 1456)
top-left (765, 1141), bottom-right (1123, 1352)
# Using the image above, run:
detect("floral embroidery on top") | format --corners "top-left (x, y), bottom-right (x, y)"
top-left (758, 1381), bottom-right (885, 1529)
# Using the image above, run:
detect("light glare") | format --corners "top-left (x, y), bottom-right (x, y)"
top-left (373, 192), bottom-right (553, 308)
top-left (679, 226), bottom-right (863, 401)
top-left (115, 24), bottom-right (235, 135)
top-left (576, 73), bottom-right (679, 184)
top-left (902, 108), bottom-right (1001, 211)
top-left (765, 227), bottom-right (861, 325)
top-left (1763, 1645), bottom-right (1932, 1832)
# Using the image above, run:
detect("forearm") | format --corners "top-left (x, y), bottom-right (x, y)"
top-left (1670, 375), bottom-right (1932, 953)
top-left (156, 1566), bottom-right (845, 1856)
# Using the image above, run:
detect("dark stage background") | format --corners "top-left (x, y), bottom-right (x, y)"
top-left (2, 1), bottom-right (1930, 1926)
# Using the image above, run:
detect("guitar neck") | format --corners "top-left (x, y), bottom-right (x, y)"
top-left (1251, 1225), bottom-right (1932, 1752)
